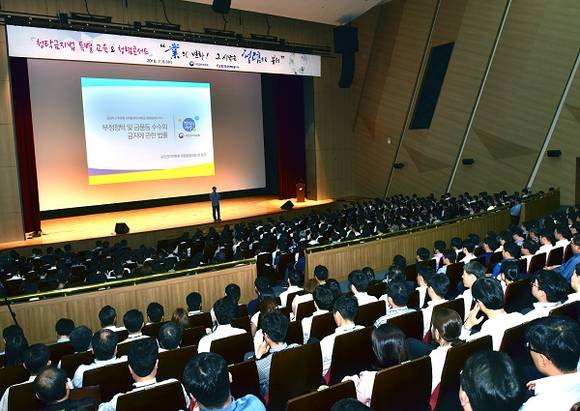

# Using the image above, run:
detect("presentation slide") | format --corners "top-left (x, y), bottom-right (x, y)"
top-left (27, 60), bottom-right (266, 211)
top-left (81, 78), bottom-right (215, 185)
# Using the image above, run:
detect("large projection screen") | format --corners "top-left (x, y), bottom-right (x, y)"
top-left (27, 59), bottom-right (266, 212)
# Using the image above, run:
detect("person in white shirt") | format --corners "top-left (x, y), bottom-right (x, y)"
top-left (461, 277), bottom-right (524, 350)
top-left (436, 250), bottom-right (456, 275)
top-left (459, 351), bottom-right (526, 411)
top-left (118, 309), bottom-right (148, 346)
top-left (537, 229), bottom-right (555, 259)
top-left (73, 329), bottom-right (127, 388)
top-left (520, 316), bottom-right (580, 411)
top-left (186, 291), bottom-right (203, 316)
top-left (498, 260), bottom-right (521, 293)
top-left (566, 265), bottom-right (580, 303)
top-left (98, 338), bottom-right (189, 411)
top-left (375, 281), bottom-right (415, 328)
top-left (458, 261), bottom-right (486, 320)
top-left (523, 270), bottom-right (569, 321)
top-left (348, 270), bottom-right (378, 307)
top-left (432, 240), bottom-right (446, 270)
top-left (429, 308), bottom-right (464, 394)
top-left (521, 240), bottom-right (540, 272)
top-left (512, 227), bottom-right (526, 247)
top-left (320, 294), bottom-right (364, 376)
top-left (55, 318), bottom-right (75, 344)
top-left (198, 297), bottom-right (247, 353)
top-left (158, 322), bottom-right (182, 352)
top-left (278, 270), bottom-right (304, 308)
top-left (291, 279), bottom-right (318, 319)
top-left (98, 305), bottom-right (125, 332)
top-left (554, 226), bottom-right (572, 249)
top-left (459, 241), bottom-right (477, 264)
top-left (421, 274), bottom-right (450, 337)
top-left (415, 266), bottom-right (435, 309)
top-left (302, 286), bottom-right (334, 343)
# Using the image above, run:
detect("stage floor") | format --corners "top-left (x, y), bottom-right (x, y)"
top-left (1, 196), bottom-right (334, 251)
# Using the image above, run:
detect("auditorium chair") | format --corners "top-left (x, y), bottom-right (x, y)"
top-left (276, 253), bottom-right (295, 282)
top-left (563, 244), bottom-right (572, 262)
top-left (181, 326), bottom-right (207, 347)
top-left (286, 320), bottom-right (304, 345)
top-left (229, 360), bottom-right (261, 400)
top-left (157, 345), bottom-right (197, 381)
top-left (432, 335), bottom-right (493, 411)
top-left (356, 301), bottom-right (386, 327)
top-left (367, 281), bottom-right (386, 299)
top-left (267, 343), bottom-right (323, 411)
top-left (116, 380), bottom-right (186, 411)
top-left (286, 290), bottom-right (306, 309)
top-left (433, 298), bottom-right (465, 322)
top-left (504, 279), bottom-right (534, 313)
top-left (142, 321), bottom-right (167, 338)
top-left (116, 340), bottom-right (134, 357)
top-left (188, 312), bottom-right (212, 328)
top-left (407, 289), bottom-right (421, 309)
top-left (546, 247), bottom-right (564, 266)
top-left (387, 310), bottom-right (423, 340)
top-left (286, 380), bottom-right (356, 411)
top-left (256, 253), bottom-right (272, 278)
top-left (445, 262), bottom-right (464, 299)
top-left (527, 253), bottom-right (546, 274)
top-left (295, 300), bottom-right (316, 322)
top-left (0, 365), bottom-right (29, 399)
top-left (83, 361), bottom-right (132, 402)
top-left (9, 383), bottom-right (101, 411)
top-left (405, 264), bottom-right (417, 282)
top-left (48, 342), bottom-right (75, 365)
top-left (60, 351), bottom-right (94, 378)
top-left (309, 312), bottom-right (336, 341)
top-left (231, 316), bottom-right (252, 334)
top-left (518, 259), bottom-right (528, 275)
top-left (486, 252), bottom-right (503, 273)
top-left (550, 301), bottom-right (580, 323)
top-left (500, 321), bottom-right (533, 374)
top-left (329, 326), bottom-right (374, 385)
top-left (237, 304), bottom-right (249, 317)
top-left (210, 333), bottom-right (253, 365)
top-left (115, 329), bottom-right (129, 343)
top-left (370, 356), bottom-right (431, 411)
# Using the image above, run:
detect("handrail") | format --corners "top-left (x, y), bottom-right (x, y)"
top-left (3, 258), bottom-right (255, 304)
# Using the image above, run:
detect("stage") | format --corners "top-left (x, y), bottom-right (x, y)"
top-left (0, 196), bottom-right (335, 253)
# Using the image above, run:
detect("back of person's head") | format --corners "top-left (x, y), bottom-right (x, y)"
top-left (500, 260), bottom-right (520, 282)
top-left (427, 273), bottom-right (450, 298)
top-left (472, 278), bottom-right (504, 310)
top-left (464, 261), bottom-right (486, 279)
top-left (123, 309), bottom-right (144, 333)
top-left (434, 240), bottom-right (447, 253)
top-left (261, 311), bottom-right (289, 344)
top-left (313, 286), bottom-right (335, 311)
top-left (158, 322), bottom-right (182, 350)
top-left (23, 344), bottom-right (50, 375)
top-left (186, 292), bottom-right (202, 312)
top-left (332, 294), bottom-right (358, 322)
top-left (4, 332), bottom-right (29, 367)
top-left (362, 267), bottom-right (375, 282)
top-left (392, 254), bottom-right (407, 269)
top-left (534, 270), bottom-right (570, 303)
top-left (3, 324), bottom-right (24, 343)
top-left (330, 398), bottom-right (373, 411)
top-left (522, 240), bottom-right (539, 255)
top-left (55, 318), bottom-right (75, 337)
top-left (128, 338), bottom-right (158, 378)
top-left (91, 329), bottom-right (118, 361)
top-left (442, 250), bottom-right (456, 264)
top-left (451, 237), bottom-right (463, 249)
top-left (288, 269), bottom-right (303, 287)
top-left (326, 278), bottom-right (342, 298)
top-left (224, 283), bottom-right (241, 304)
top-left (503, 242), bottom-right (520, 259)
top-left (462, 240), bottom-right (476, 254)
top-left (460, 351), bottom-right (525, 411)
top-left (213, 297), bottom-right (237, 326)
top-left (484, 236), bottom-right (499, 251)
top-left (525, 316), bottom-right (580, 373)
top-left (385, 281), bottom-right (411, 307)
top-left (34, 368), bottom-right (68, 405)
top-left (416, 247), bottom-right (430, 261)
top-left (69, 326), bottom-right (92, 353)
top-left (254, 276), bottom-right (272, 295)
top-left (171, 308), bottom-right (190, 329)
top-left (146, 302), bottom-right (164, 323)
top-left (431, 308), bottom-right (463, 346)
top-left (314, 265), bottom-right (329, 282)
top-left (99, 305), bottom-right (117, 327)
top-left (417, 265), bottom-right (435, 284)
top-left (183, 353), bottom-right (230, 409)
top-left (555, 225), bottom-right (572, 240)
top-left (371, 324), bottom-right (408, 369)
top-left (348, 270), bottom-right (370, 293)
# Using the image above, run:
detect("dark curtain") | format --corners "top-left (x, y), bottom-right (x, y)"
top-left (9, 57), bottom-right (41, 233)
top-left (273, 75), bottom-right (306, 199)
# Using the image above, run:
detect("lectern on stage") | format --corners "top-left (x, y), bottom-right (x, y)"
top-left (296, 182), bottom-right (306, 202)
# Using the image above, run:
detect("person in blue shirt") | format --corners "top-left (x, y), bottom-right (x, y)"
top-left (492, 242), bottom-right (520, 278)
top-left (210, 186), bottom-right (221, 222)
top-left (546, 234), bottom-right (580, 281)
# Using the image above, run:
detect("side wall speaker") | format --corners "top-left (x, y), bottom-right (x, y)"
top-left (334, 25), bottom-right (358, 88)
top-left (393, 163), bottom-right (405, 169)
top-left (280, 200), bottom-right (294, 210)
top-left (462, 158), bottom-right (475, 165)
top-left (114, 222), bottom-right (130, 235)
top-left (546, 150), bottom-right (561, 158)
top-left (212, 0), bottom-right (231, 14)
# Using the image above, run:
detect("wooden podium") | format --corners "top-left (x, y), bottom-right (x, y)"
top-left (296, 182), bottom-right (306, 202)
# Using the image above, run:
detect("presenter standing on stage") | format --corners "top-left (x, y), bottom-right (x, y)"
top-left (210, 186), bottom-right (221, 222)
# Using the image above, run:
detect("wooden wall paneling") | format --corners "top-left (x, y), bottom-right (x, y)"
top-left (389, 0), bottom-right (508, 197)
top-left (351, 0), bottom-right (437, 198)
top-left (520, 189), bottom-right (560, 222)
top-left (0, 263), bottom-right (257, 350)
top-left (452, 0), bottom-right (580, 197)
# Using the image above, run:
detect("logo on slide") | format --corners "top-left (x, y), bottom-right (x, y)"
top-left (182, 117), bottom-right (200, 132)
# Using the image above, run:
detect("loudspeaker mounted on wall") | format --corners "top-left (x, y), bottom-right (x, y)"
top-left (546, 150), bottom-right (562, 158)
top-left (114, 222), bottom-right (130, 235)
top-left (280, 200), bottom-right (294, 210)
top-left (393, 163), bottom-right (405, 169)
top-left (333, 25), bottom-right (358, 88)
top-left (462, 158), bottom-right (475, 165)
top-left (212, 0), bottom-right (231, 14)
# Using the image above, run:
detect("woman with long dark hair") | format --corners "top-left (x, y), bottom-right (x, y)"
top-left (429, 308), bottom-right (464, 393)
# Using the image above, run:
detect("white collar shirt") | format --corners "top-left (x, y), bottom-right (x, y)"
top-left (320, 324), bottom-right (364, 376)
top-left (301, 309), bottom-right (329, 344)
top-left (73, 356), bottom-right (127, 388)
top-left (520, 372), bottom-right (580, 411)
top-left (523, 301), bottom-right (562, 322)
top-left (197, 324), bottom-right (247, 353)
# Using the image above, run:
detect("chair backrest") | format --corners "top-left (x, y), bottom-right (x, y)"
top-left (550, 301), bottom-right (580, 323)
top-left (286, 290), bottom-right (306, 309)
top-left (487, 252), bottom-right (503, 273)
top-left (158, 346), bottom-right (197, 381)
top-left (188, 312), bottom-right (212, 328)
top-left (517, 258), bottom-right (528, 275)
top-left (69, 385), bottom-right (102, 407)
top-left (367, 282), bottom-right (386, 299)
top-left (115, 329), bottom-right (129, 343)
top-left (286, 321), bottom-right (304, 346)
top-left (310, 312), bottom-right (336, 341)
top-left (61, 351), bottom-right (94, 379)
top-left (433, 298), bottom-right (465, 322)
top-left (8, 382), bottom-right (43, 411)
top-left (434, 335), bottom-right (493, 411)
top-left (563, 244), bottom-right (572, 262)
top-left (329, 327), bottom-right (374, 385)
top-left (268, 343), bottom-right (323, 411)
top-left (256, 253), bottom-right (272, 277)
top-left (229, 360), bottom-right (261, 400)
top-left (0, 365), bottom-right (29, 399)
top-left (500, 321), bottom-right (531, 363)
top-left (237, 304), bottom-right (249, 318)
top-left (528, 253), bottom-right (546, 274)
top-left (117, 340), bottom-right (134, 357)
top-left (356, 301), bottom-right (386, 327)
top-left (295, 300), bottom-right (316, 322)
top-left (83, 361), bottom-right (132, 402)
top-left (116, 380), bottom-right (186, 411)
top-left (387, 310), bottom-right (423, 340)
top-left (277, 253), bottom-right (295, 282)
top-left (546, 247), bottom-right (564, 266)
top-left (287, 380), bottom-right (356, 411)
top-left (210, 333), bottom-right (252, 365)
top-left (48, 342), bottom-right (75, 365)
top-left (407, 289), bottom-right (420, 309)
top-left (370, 356), bottom-right (431, 411)
top-left (405, 264), bottom-right (417, 282)
top-left (504, 279), bottom-right (534, 313)
top-left (231, 316), bottom-right (252, 334)
top-left (445, 263), bottom-right (464, 299)
top-left (181, 326), bottom-right (207, 347)
top-left (142, 321), bottom-right (166, 338)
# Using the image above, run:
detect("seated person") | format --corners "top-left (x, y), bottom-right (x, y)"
top-left (186, 292), bottom-right (203, 316)
top-left (343, 325), bottom-right (408, 406)
top-left (34, 368), bottom-right (95, 411)
top-left (523, 270), bottom-right (569, 320)
top-left (321, 294), bottom-right (364, 376)
top-left (278, 270), bottom-right (304, 307)
top-left (57, 325), bottom-right (92, 368)
top-left (182, 352), bottom-right (266, 411)
top-left (437, 250), bottom-right (456, 275)
top-left (492, 242), bottom-right (521, 278)
top-left (498, 260), bottom-right (521, 292)
top-left (480, 237), bottom-right (499, 266)
top-left (171, 308), bottom-right (191, 330)
top-left (554, 225), bottom-right (572, 249)
top-left (416, 265), bottom-right (436, 309)
top-left (98, 338), bottom-right (189, 411)
top-left (458, 261), bottom-right (486, 320)
top-left (537, 229), bottom-right (555, 257)
top-left (421, 274), bottom-right (450, 338)
top-left (546, 234), bottom-right (580, 281)
top-left (2, 326), bottom-right (28, 367)
top-left (521, 316), bottom-right (580, 411)
top-left (146, 302), bottom-right (164, 324)
top-left (291, 278), bottom-right (318, 319)
top-left (119, 309), bottom-right (147, 344)
top-left (198, 297), bottom-right (247, 353)
top-left (567, 263), bottom-right (580, 302)
top-left (428, 309), bottom-right (464, 393)
top-left (348, 270), bottom-right (378, 306)
top-left (158, 322), bottom-right (182, 352)
top-left (375, 281), bottom-right (414, 327)
top-left (302, 286), bottom-right (334, 343)
top-left (416, 247), bottom-right (431, 263)
top-left (99, 305), bottom-right (124, 332)
top-left (460, 351), bottom-right (525, 411)
top-left (247, 277), bottom-right (274, 317)
top-left (55, 318), bottom-right (75, 343)
top-left (251, 298), bottom-right (278, 352)
top-left (433, 240), bottom-right (447, 269)
top-left (313, 265), bottom-right (329, 286)
top-left (459, 240), bottom-right (477, 264)
top-left (521, 240), bottom-right (539, 272)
